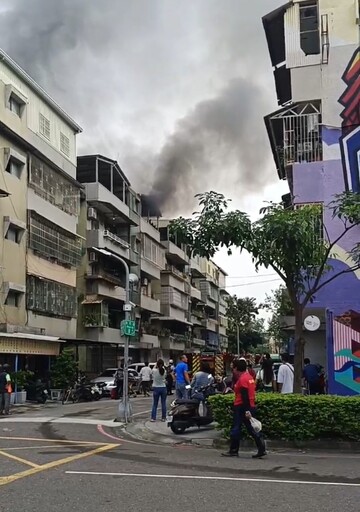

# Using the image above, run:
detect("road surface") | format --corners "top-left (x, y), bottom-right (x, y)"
top-left (0, 398), bottom-right (359, 511)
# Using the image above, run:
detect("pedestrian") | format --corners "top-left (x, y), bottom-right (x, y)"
top-left (303, 358), bottom-right (324, 395)
top-left (174, 355), bottom-right (190, 399)
top-left (0, 364), bottom-right (12, 416)
top-left (222, 359), bottom-right (266, 459)
top-left (114, 368), bottom-right (123, 399)
top-left (140, 362), bottom-right (152, 396)
top-left (150, 359), bottom-right (167, 422)
top-left (191, 362), bottom-right (214, 400)
top-left (277, 353), bottom-right (294, 394)
top-left (166, 360), bottom-right (174, 396)
top-left (256, 359), bottom-right (275, 393)
top-left (247, 361), bottom-right (256, 380)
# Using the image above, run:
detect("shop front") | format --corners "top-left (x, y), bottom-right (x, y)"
top-left (0, 333), bottom-right (63, 378)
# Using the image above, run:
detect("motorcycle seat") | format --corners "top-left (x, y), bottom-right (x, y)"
top-left (176, 399), bottom-right (199, 405)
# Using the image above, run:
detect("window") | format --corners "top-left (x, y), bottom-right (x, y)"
top-left (6, 158), bottom-right (23, 179)
top-left (26, 275), bottom-right (77, 318)
top-left (9, 95), bottom-right (21, 117)
top-left (300, 2), bottom-right (320, 55)
top-left (29, 156), bottom-right (80, 216)
top-left (4, 218), bottom-right (25, 244)
top-left (5, 226), bottom-right (20, 244)
top-left (39, 113), bottom-right (51, 139)
top-left (28, 214), bottom-right (82, 267)
top-left (5, 290), bottom-right (21, 307)
top-left (60, 132), bottom-right (70, 156)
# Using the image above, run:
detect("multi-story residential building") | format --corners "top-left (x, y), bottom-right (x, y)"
top-left (0, 49), bottom-right (82, 374)
top-left (75, 155), bottom-right (142, 372)
top-left (263, 0), bottom-right (360, 394)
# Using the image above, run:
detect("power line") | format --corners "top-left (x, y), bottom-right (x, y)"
top-left (226, 273), bottom-right (278, 279)
top-left (226, 278), bottom-right (282, 288)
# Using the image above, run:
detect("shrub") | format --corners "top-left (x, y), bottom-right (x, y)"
top-left (209, 393), bottom-right (360, 441)
top-left (50, 349), bottom-right (78, 389)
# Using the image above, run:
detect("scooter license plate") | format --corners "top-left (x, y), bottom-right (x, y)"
top-left (166, 415), bottom-right (173, 423)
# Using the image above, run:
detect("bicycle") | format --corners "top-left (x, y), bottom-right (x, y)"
top-left (62, 386), bottom-right (79, 404)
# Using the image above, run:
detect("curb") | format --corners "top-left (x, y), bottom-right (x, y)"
top-left (121, 422), bottom-right (219, 447)
top-left (213, 437), bottom-right (360, 453)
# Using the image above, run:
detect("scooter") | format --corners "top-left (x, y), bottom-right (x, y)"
top-left (167, 377), bottom-right (217, 435)
top-left (25, 380), bottom-right (49, 404)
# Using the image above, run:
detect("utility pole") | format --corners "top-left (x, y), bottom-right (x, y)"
top-left (115, 256), bottom-right (138, 424)
top-left (236, 323), bottom-right (240, 357)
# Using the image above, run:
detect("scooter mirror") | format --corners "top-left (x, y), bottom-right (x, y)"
top-left (208, 374), bottom-right (212, 379)
top-left (185, 385), bottom-right (192, 390)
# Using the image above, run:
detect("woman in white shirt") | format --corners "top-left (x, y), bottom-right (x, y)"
top-left (151, 359), bottom-right (167, 422)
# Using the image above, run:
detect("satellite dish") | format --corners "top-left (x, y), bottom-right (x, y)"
top-left (304, 315), bottom-right (321, 331)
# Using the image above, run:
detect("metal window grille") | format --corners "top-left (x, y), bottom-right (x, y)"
top-left (60, 132), bottom-right (70, 156)
top-left (29, 156), bottom-right (80, 216)
top-left (29, 214), bottom-right (82, 267)
top-left (39, 113), bottom-right (51, 139)
top-left (141, 234), bottom-right (165, 268)
top-left (26, 275), bottom-right (77, 318)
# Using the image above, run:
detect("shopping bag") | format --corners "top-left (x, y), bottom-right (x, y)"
top-left (6, 384), bottom-right (12, 394)
top-left (250, 417), bottom-right (262, 433)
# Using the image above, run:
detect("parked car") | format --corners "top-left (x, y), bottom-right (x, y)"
top-left (128, 362), bottom-right (156, 373)
top-left (91, 368), bottom-right (139, 395)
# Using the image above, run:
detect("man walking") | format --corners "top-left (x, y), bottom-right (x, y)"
top-left (0, 364), bottom-right (12, 415)
top-left (222, 359), bottom-right (266, 459)
top-left (140, 362), bottom-right (152, 397)
top-left (174, 355), bottom-right (190, 399)
top-left (303, 358), bottom-right (324, 395)
top-left (277, 354), bottom-right (294, 394)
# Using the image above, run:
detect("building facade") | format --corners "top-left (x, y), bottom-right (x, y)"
top-left (263, 0), bottom-right (360, 394)
top-left (0, 49), bottom-right (82, 373)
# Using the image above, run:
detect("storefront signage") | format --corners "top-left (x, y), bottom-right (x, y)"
top-left (0, 339), bottom-right (60, 355)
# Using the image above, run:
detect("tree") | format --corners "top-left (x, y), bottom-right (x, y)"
top-left (171, 191), bottom-right (360, 392)
top-left (263, 285), bottom-right (294, 353)
top-left (225, 295), bottom-right (264, 354)
top-left (50, 349), bottom-right (78, 389)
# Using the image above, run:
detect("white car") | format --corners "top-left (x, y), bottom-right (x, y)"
top-left (128, 362), bottom-right (156, 373)
top-left (91, 368), bottom-right (139, 395)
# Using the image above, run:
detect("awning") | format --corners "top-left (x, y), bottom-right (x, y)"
top-left (151, 316), bottom-right (193, 326)
top-left (0, 332), bottom-right (64, 355)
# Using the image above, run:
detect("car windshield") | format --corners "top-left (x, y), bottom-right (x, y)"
top-left (98, 370), bottom-right (116, 377)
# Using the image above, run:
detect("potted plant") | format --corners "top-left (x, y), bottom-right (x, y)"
top-left (50, 349), bottom-right (78, 400)
top-left (12, 370), bottom-right (34, 404)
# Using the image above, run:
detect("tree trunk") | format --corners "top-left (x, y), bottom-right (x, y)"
top-left (293, 304), bottom-right (305, 393)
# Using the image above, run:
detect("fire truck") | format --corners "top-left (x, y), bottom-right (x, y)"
top-left (185, 351), bottom-right (256, 378)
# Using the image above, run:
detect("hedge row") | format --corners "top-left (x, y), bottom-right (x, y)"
top-left (209, 393), bottom-right (360, 441)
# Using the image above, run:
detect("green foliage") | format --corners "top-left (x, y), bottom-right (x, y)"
top-left (209, 393), bottom-right (360, 441)
top-left (12, 370), bottom-right (34, 390)
top-left (225, 296), bottom-right (265, 353)
top-left (50, 349), bottom-right (78, 389)
top-left (263, 285), bottom-right (294, 349)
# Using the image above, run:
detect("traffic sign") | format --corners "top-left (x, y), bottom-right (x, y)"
top-left (120, 320), bottom-right (136, 337)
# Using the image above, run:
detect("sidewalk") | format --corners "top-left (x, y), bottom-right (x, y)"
top-left (124, 419), bottom-right (221, 447)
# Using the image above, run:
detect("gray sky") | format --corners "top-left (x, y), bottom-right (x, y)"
top-left (0, 0), bottom-right (288, 314)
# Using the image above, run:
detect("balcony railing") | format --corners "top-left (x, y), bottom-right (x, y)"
top-left (103, 230), bottom-right (130, 249)
top-left (164, 264), bottom-right (187, 280)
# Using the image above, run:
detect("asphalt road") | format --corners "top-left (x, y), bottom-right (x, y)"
top-left (0, 399), bottom-right (360, 511)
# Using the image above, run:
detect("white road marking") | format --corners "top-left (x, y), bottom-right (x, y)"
top-left (0, 417), bottom-right (120, 427)
top-left (132, 410), bottom-right (151, 417)
top-left (65, 471), bottom-right (360, 487)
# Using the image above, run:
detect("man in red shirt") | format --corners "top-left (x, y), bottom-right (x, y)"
top-left (222, 359), bottom-right (266, 459)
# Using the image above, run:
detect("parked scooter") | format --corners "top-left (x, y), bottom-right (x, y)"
top-left (73, 377), bottom-right (101, 402)
top-left (167, 376), bottom-right (217, 434)
top-left (25, 380), bottom-right (49, 404)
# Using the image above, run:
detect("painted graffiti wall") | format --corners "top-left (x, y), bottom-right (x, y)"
top-left (289, 1), bottom-right (359, 395)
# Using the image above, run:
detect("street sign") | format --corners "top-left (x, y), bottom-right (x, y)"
top-left (120, 320), bottom-right (136, 337)
top-left (304, 315), bottom-right (321, 331)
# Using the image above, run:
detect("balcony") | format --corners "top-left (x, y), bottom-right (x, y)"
top-left (84, 326), bottom-right (123, 344)
top-left (140, 333), bottom-right (160, 348)
top-left (161, 272), bottom-right (187, 293)
top-left (85, 182), bottom-right (134, 224)
top-left (164, 264), bottom-right (187, 281)
top-left (191, 315), bottom-right (203, 326)
top-left (141, 294), bottom-right (161, 314)
top-left (190, 256), bottom-right (206, 278)
top-left (160, 304), bottom-right (191, 324)
top-left (87, 229), bottom-right (130, 260)
top-left (141, 256), bottom-right (161, 280)
top-left (190, 286), bottom-right (202, 302)
top-left (162, 240), bottom-right (189, 265)
top-left (87, 281), bottom-right (126, 302)
top-left (218, 325), bottom-right (227, 336)
top-left (140, 218), bottom-right (161, 242)
top-left (192, 337), bottom-right (206, 348)
top-left (202, 318), bottom-right (218, 332)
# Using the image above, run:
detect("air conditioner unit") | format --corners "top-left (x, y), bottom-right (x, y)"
top-left (88, 207), bottom-right (97, 220)
top-left (89, 251), bottom-right (98, 263)
top-left (103, 230), bottom-right (109, 237)
top-left (142, 277), bottom-right (148, 286)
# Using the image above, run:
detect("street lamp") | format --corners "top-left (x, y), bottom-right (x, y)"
top-left (114, 255), bottom-right (138, 424)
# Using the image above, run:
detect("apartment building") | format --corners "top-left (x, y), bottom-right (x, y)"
top-left (75, 155), bottom-right (142, 372)
top-left (263, 0), bottom-right (360, 394)
top-left (0, 49), bottom-right (82, 373)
